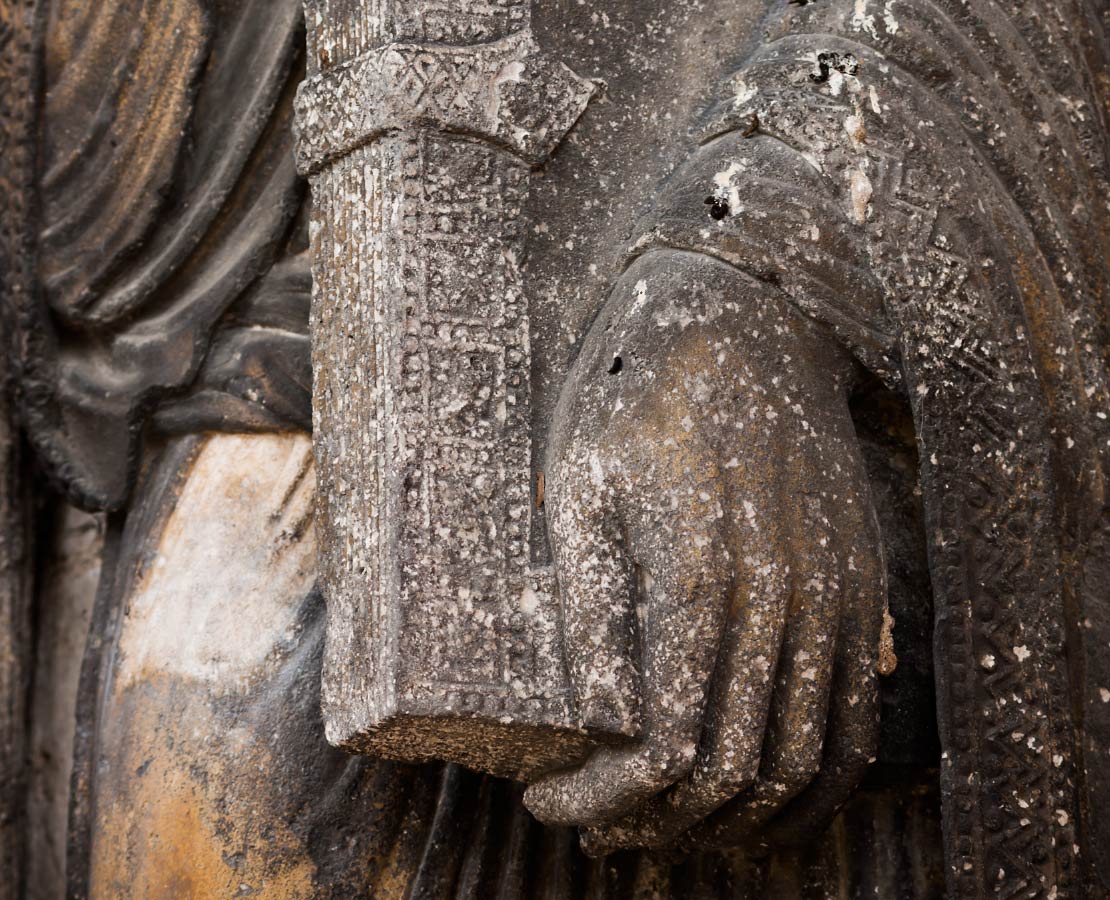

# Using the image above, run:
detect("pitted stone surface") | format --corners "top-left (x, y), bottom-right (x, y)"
top-left (292, 0), bottom-right (1109, 892)
top-left (297, 1), bottom-right (603, 779)
top-left (3, 0), bottom-right (1110, 896)
top-left (293, 32), bottom-right (595, 174)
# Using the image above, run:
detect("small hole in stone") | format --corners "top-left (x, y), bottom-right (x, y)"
top-left (811, 51), bottom-right (859, 83)
top-left (705, 196), bottom-right (730, 220)
top-left (608, 356), bottom-right (623, 375)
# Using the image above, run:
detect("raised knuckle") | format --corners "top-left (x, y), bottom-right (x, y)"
top-left (701, 756), bottom-right (760, 799)
top-left (775, 746), bottom-right (824, 793)
top-left (647, 739), bottom-right (699, 785)
top-left (834, 744), bottom-right (877, 777)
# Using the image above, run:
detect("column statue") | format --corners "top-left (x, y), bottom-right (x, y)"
top-left (0, 1), bottom-right (1106, 898)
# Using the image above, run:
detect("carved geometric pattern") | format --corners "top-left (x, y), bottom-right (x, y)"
top-left (309, 127), bottom-right (580, 778)
top-left (293, 30), bottom-right (595, 174)
top-left (394, 132), bottom-right (540, 696)
top-left (299, 2), bottom-right (597, 779)
top-left (392, 0), bottom-right (527, 44)
top-left (0, 2), bottom-right (37, 893)
top-left (303, 0), bottom-right (527, 70)
top-left (0, 0), bottom-right (36, 345)
top-left (694, 23), bottom-right (1082, 898)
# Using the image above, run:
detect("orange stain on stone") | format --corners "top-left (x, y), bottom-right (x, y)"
top-left (88, 681), bottom-right (317, 900)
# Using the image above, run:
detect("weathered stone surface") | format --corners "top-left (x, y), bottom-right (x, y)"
top-left (298, 0), bottom-right (1110, 894)
top-left (524, 249), bottom-right (888, 859)
top-left (2, 0), bottom-right (1109, 897)
top-left (27, 506), bottom-right (102, 900)
top-left (0, 371), bottom-right (31, 900)
top-left (55, 433), bottom-right (946, 899)
top-left (14, 0), bottom-right (307, 512)
top-left (0, 0), bottom-right (38, 893)
top-left (521, 3), bottom-right (1109, 894)
top-left (296, 0), bottom-right (612, 779)
top-left (84, 434), bottom-right (328, 897)
top-left (294, 30), bottom-right (597, 173)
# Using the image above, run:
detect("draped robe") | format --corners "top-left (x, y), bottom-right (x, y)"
top-left (8, 0), bottom-right (1109, 897)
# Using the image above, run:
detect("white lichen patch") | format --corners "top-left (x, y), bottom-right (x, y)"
top-left (851, 0), bottom-right (881, 40)
top-left (732, 79), bottom-right (758, 108)
top-left (713, 161), bottom-right (746, 217)
top-left (848, 168), bottom-right (874, 224)
top-left (844, 113), bottom-right (867, 147)
top-left (869, 85), bottom-right (882, 115)
top-left (883, 1), bottom-right (900, 34)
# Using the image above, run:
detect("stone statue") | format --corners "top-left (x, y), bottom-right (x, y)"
top-left (0, 1), bottom-right (1107, 898)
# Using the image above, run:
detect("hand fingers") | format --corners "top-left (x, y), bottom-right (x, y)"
top-left (579, 475), bottom-right (791, 854)
top-left (760, 481), bottom-right (886, 850)
top-left (686, 489), bottom-right (843, 849)
top-left (525, 469), bottom-right (731, 829)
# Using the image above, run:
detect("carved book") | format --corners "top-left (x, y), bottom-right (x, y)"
top-left (294, 0), bottom-right (609, 780)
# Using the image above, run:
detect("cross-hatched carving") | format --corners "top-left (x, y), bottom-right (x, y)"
top-left (298, 3), bottom-right (601, 779)
top-left (293, 30), bottom-right (595, 174)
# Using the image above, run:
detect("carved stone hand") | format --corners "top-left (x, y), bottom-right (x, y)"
top-left (524, 249), bottom-right (889, 856)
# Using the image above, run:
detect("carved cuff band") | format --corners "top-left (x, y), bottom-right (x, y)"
top-left (292, 31), bottom-right (595, 175)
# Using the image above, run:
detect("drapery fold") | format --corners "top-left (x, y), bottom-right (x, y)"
top-left (24, 0), bottom-right (309, 511)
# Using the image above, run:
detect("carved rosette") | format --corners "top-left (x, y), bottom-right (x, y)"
top-left (294, 0), bottom-right (599, 779)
